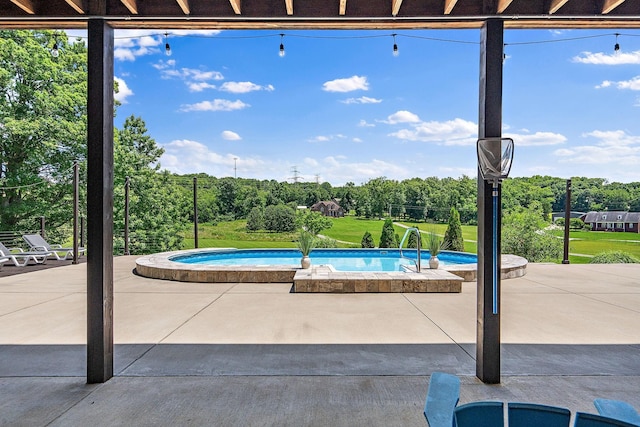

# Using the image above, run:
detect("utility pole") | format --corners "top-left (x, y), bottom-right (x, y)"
top-left (289, 166), bottom-right (302, 184)
top-left (234, 157), bottom-right (238, 179)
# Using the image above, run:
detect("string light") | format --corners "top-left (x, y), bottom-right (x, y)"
top-left (279, 33), bottom-right (285, 57)
top-left (51, 40), bottom-right (59, 57)
top-left (392, 33), bottom-right (398, 56)
top-left (164, 32), bottom-right (171, 56)
top-left (614, 33), bottom-right (620, 52)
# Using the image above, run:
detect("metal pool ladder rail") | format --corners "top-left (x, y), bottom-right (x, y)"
top-left (399, 227), bottom-right (421, 272)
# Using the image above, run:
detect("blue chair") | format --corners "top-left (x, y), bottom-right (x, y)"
top-left (508, 402), bottom-right (571, 427)
top-left (423, 372), bottom-right (461, 427)
top-left (594, 399), bottom-right (640, 426)
top-left (454, 401), bottom-right (504, 427)
top-left (575, 412), bottom-right (639, 427)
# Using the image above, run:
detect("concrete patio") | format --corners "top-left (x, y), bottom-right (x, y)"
top-left (0, 257), bottom-right (639, 426)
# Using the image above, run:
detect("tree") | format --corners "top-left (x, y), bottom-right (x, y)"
top-left (501, 203), bottom-right (562, 262)
top-left (406, 228), bottom-right (419, 248)
top-left (379, 218), bottom-right (398, 248)
top-left (0, 30), bottom-right (88, 234)
top-left (296, 210), bottom-right (333, 235)
top-left (443, 207), bottom-right (465, 251)
top-left (246, 206), bottom-right (264, 231)
top-left (361, 231), bottom-right (375, 248)
top-left (263, 204), bottom-right (296, 232)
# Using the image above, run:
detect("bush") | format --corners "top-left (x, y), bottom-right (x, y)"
top-left (361, 231), bottom-right (375, 248)
top-left (443, 207), bottom-right (465, 252)
top-left (246, 207), bottom-right (264, 231)
top-left (501, 204), bottom-right (562, 262)
top-left (379, 218), bottom-right (398, 248)
top-left (589, 251), bottom-right (640, 264)
top-left (314, 237), bottom-right (338, 248)
top-left (263, 204), bottom-right (296, 232)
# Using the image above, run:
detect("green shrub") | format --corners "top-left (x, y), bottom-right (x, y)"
top-left (361, 231), bottom-right (375, 248)
top-left (314, 237), bottom-right (338, 248)
top-left (379, 218), bottom-right (398, 248)
top-left (443, 207), bottom-right (465, 251)
top-left (589, 250), bottom-right (640, 264)
top-left (246, 207), bottom-right (264, 231)
top-left (501, 203), bottom-right (562, 262)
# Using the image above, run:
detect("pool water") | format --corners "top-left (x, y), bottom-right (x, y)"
top-left (171, 249), bottom-right (477, 272)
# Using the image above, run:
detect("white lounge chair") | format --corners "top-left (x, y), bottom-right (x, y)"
top-left (0, 257), bottom-right (8, 270)
top-left (0, 241), bottom-right (50, 267)
top-left (22, 234), bottom-right (85, 261)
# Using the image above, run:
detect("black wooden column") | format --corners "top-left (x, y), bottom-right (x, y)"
top-left (477, 19), bottom-right (504, 384)
top-left (87, 19), bottom-right (114, 384)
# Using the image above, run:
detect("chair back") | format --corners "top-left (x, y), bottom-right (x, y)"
top-left (0, 241), bottom-right (10, 255)
top-left (423, 372), bottom-right (460, 427)
top-left (23, 234), bottom-right (51, 251)
top-left (508, 402), bottom-right (570, 427)
top-left (454, 401), bottom-right (504, 427)
top-left (575, 412), bottom-right (639, 427)
top-left (594, 399), bottom-right (640, 426)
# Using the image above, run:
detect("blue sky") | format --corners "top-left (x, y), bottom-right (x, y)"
top-left (69, 28), bottom-right (640, 185)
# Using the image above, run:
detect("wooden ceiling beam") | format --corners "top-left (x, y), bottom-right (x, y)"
top-left (602, 0), bottom-right (626, 14)
top-left (120, 0), bottom-right (138, 14)
top-left (229, 0), bottom-right (241, 14)
top-left (444, 0), bottom-right (459, 15)
top-left (175, 0), bottom-right (190, 14)
top-left (339, 0), bottom-right (346, 16)
top-left (549, 0), bottom-right (570, 14)
top-left (285, 0), bottom-right (293, 15)
top-left (496, 0), bottom-right (514, 13)
top-left (391, 0), bottom-right (403, 17)
top-left (10, 0), bottom-right (35, 14)
top-left (64, 0), bottom-right (85, 14)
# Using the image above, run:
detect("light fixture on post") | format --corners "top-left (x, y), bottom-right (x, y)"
top-left (392, 33), bottom-right (399, 57)
top-left (477, 137), bottom-right (514, 315)
top-left (279, 34), bottom-right (285, 57)
top-left (164, 32), bottom-right (172, 56)
top-left (614, 33), bottom-right (620, 52)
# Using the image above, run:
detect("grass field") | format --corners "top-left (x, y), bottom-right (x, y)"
top-left (181, 217), bottom-right (640, 264)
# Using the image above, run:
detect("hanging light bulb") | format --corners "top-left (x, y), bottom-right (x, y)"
top-left (614, 33), bottom-right (620, 52)
top-left (392, 34), bottom-right (399, 57)
top-left (51, 41), bottom-right (59, 58)
top-left (164, 32), bottom-right (172, 56)
top-left (279, 34), bottom-right (285, 57)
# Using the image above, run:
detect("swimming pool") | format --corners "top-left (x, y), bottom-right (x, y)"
top-left (170, 249), bottom-right (478, 272)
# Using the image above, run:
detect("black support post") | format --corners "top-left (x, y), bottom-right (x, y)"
top-left (124, 177), bottom-right (130, 256)
top-left (86, 19), bottom-right (114, 384)
top-left (563, 179), bottom-right (572, 264)
top-left (477, 19), bottom-right (504, 385)
top-left (73, 161), bottom-right (79, 265)
top-left (193, 177), bottom-right (199, 249)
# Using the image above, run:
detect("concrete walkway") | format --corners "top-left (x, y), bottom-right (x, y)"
top-left (0, 258), bottom-right (639, 426)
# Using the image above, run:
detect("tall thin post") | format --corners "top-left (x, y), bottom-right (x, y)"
top-left (80, 216), bottom-right (85, 248)
top-left (73, 161), bottom-right (79, 264)
top-left (193, 177), bottom-right (199, 249)
top-left (477, 19), bottom-right (504, 385)
top-left (86, 19), bottom-right (114, 384)
top-left (40, 216), bottom-right (45, 239)
top-left (124, 177), bottom-right (130, 256)
top-left (563, 179), bottom-right (572, 264)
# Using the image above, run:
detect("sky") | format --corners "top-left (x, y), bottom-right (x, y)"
top-left (67, 27), bottom-right (640, 186)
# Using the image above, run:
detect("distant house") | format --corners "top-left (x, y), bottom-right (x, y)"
top-left (310, 200), bottom-right (345, 217)
top-left (580, 211), bottom-right (640, 233)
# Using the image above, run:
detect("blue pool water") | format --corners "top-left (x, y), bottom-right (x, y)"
top-left (171, 249), bottom-right (477, 272)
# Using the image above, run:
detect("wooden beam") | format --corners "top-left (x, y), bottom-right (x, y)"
top-left (176, 0), bottom-right (190, 15)
top-left (229, 0), bottom-right (241, 14)
top-left (285, 0), bottom-right (293, 15)
top-left (10, 0), bottom-right (35, 14)
top-left (549, 0), bottom-right (570, 14)
top-left (391, 0), bottom-right (403, 17)
top-left (339, 0), bottom-right (346, 16)
top-left (602, 0), bottom-right (626, 14)
top-left (120, 0), bottom-right (137, 14)
top-left (64, 0), bottom-right (85, 14)
top-left (444, 0), bottom-right (459, 15)
top-left (496, 0), bottom-right (513, 13)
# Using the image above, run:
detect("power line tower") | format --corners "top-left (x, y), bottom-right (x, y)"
top-left (289, 166), bottom-right (302, 183)
top-left (315, 174), bottom-right (320, 185)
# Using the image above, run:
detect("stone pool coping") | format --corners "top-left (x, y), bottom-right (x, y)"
top-left (135, 248), bottom-right (527, 288)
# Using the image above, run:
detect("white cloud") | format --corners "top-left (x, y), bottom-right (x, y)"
top-left (221, 130), bottom-right (241, 141)
top-left (553, 129), bottom-right (640, 166)
top-left (595, 76), bottom-right (640, 91)
top-left (389, 118), bottom-right (477, 145)
top-left (188, 82), bottom-right (217, 92)
top-left (179, 99), bottom-right (250, 112)
top-left (220, 81), bottom-right (275, 93)
top-left (156, 65), bottom-right (225, 92)
top-left (573, 50), bottom-right (640, 65)
top-left (341, 96), bottom-right (382, 104)
top-left (308, 135), bottom-right (331, 142)
top-left (385, 110), bottom-right (421, 124)
top-left (358, 119), bottom-right (375, 127)
top-left (353, 137), bottom-right (363, 143)
top-left (322, 75), bottom-right (369, 92)
top-left (160, 139), bottom-right (261, 176)
top-left (504, 131), bottom-right (567, 146)
top-left (114, 77), bottom-right (133, 104)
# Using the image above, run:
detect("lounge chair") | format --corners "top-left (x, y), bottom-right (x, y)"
top-left (0, 241), bottom-right (50, 267)
top-left (0, 256), bottom-right (8, 270)
top-left (22, 234), bottom-right (85, 261)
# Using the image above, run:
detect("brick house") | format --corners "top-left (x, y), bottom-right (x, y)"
top-left (580, 211), bottom-right (640, 233)
top-left (310, 200), bottom-right (345, 217)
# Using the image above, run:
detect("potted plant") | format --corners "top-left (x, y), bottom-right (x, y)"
top-left (426, 231), bottom-right (448, 269)
top-left (297, 230), bottom-right (315, 269)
